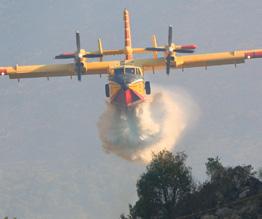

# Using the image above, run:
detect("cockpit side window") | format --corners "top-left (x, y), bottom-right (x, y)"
top-left (115, 68), bottom-right (124, 77)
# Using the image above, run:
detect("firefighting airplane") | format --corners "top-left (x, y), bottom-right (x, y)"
top-left (1, 9), bottom-right (262, 108)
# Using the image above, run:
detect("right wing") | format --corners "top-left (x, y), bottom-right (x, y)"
top-left (130, 49), bottom-right (262, 72)
top-left (174, 50), bottom-right (262, 69)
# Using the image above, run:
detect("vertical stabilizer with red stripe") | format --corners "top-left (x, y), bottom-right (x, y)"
top-left (123, 9), bottom-right (133, 60)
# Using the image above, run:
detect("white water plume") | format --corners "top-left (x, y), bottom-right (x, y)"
top-left (97, 87), bottom-right (198, 163)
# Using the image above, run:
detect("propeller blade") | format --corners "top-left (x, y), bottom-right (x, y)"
top-left (83, 53), bottom-right (103, 58)
top-left (166, 55), bottom-right (171, 75)
top-left (168, 26), bottom-right (172, 47)
top-left (166, 26), bottom-right (173, 75)
top-left (175, 44), bottom-right (197, 53)
top-left (145, 47), bottom-right (166, 52)
top-left (175, 49), bottom-right (195, 53)
top-left (76, 31), bottom-right (81, 53)
top-left (76, 62), bottom-right (82, 81)
top-left (75, 31), bottom-right (82, 81)
top-left (180, 44), bottom-right (197, 50)
top-left (55, 53), bottom-right (75, 59)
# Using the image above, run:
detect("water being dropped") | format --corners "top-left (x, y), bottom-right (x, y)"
top-left (97, 87), bottom-right (198, 163)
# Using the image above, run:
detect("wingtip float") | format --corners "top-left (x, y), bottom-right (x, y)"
top-left (1, 9), bottom-right (262, 108)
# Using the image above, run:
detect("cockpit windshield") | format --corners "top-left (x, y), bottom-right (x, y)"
top-left (125, 68), bottom-right (136, 75)
top-left (114, 67), bottom-right (141, 76)
top-left (110, 67), bottom-right (142, 84)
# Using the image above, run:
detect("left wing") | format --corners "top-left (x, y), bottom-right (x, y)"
top-left (131, 49), bottom-right (262, 72)
top-left (0, 61), bottom-right (120, 79)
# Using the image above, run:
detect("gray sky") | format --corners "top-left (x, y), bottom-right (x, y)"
top-left (0, 0), bottom-right (262, 218)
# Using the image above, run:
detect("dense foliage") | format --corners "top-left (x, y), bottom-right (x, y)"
top-left (121, 151), bottom-right (262, 219)
top-left (132, 151), bottom-right (193, 218)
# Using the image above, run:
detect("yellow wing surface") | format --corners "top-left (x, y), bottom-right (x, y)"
top-left (0, 60), bottom-right (120, 79)
top-left (131, 49), bottom-right (262, 72)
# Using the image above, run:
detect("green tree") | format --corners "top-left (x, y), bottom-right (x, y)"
top-left (122, 152), bottom-right (262, 219)
top-left (205, 156), bottom-right (224, 181)
top-left (127, 150), bottom-right (193, 219)
top-left (196, 160), bottom-right (257, 210)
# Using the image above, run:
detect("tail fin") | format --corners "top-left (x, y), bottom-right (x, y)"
top-left (123, 9), bottom-right (133, 60)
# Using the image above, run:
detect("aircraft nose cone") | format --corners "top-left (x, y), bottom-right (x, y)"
top-left (124, 88), bottom-right (133, 106)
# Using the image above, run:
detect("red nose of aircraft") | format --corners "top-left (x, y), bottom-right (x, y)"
top-left (124, 89), bottom-right (133, 106)
top-left (113, 86), bottom-right (144, 108)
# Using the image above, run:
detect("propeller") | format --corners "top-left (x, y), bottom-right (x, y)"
top-left (146, 26), bottom-right (197, 75)
top-left (147, 26), bottom-right (174, 75)
top-left (55, 31), bottom-right (103, 81)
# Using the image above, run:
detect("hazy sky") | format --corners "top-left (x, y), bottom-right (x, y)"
top-left (0, 0), bottom-right (262, 218)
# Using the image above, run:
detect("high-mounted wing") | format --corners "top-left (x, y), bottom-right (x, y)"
top-left (1, 63), bottom-right (75, 79)
top-left (174, 50), bottom-right (262, 69)
top-left (130, 49), bottom-right (262, 73)
top-left (0, 60), bottom-right (120, 80)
